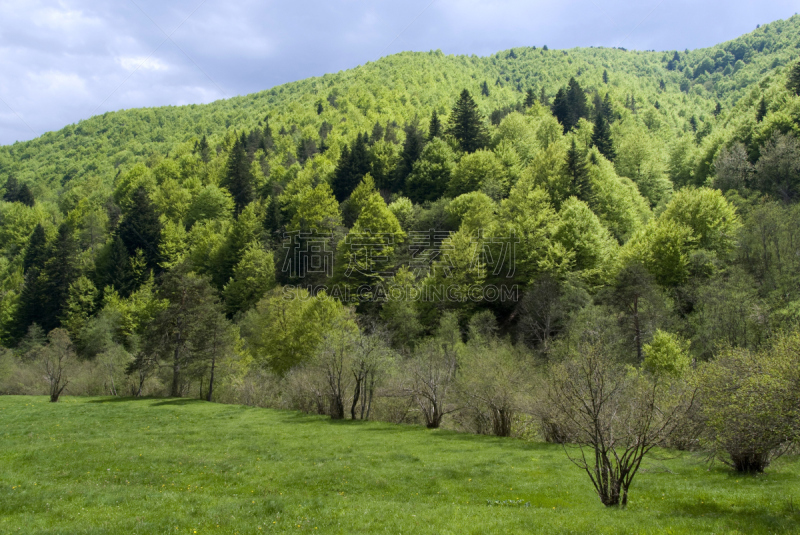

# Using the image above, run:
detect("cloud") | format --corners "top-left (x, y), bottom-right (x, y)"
top-left (117, 56), bottom-right (170, 72)
top-left (0, 0), bottom-right (798, 145)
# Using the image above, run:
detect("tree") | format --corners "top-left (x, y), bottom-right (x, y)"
top-left (39, 223), bottom-right (80, 332)
top-left (134, 269), bottom-right (230, 397)
top-left (222, 243), bottom-right (276, 316)
top-left (643, 330), bottom-right (690, 377)
top-left (197, 135), bottom-right (211, 164)
top-left (786, 60), bottom-right (800, 96)
top-left (524, 88), bottom-right (536, 108)
top-left (394, 120), bottom-right (424, 192)
top-left (698, 333), bottom-right (800, 473)
top-left (22, 223), bottom-right (47, 274)
top-left (591, 113), bottom-right (615, 161)
top-left (117, 186), bottom-right (162, 274)
top-left (405, 312), bottom-right (462, 428)
top-left (552, 88), bottom-right (571, 132)
top-left (405, 138), bottom-right (456, 203)
top-left (563, 139), bottom-right (592, 203)
top-left (659, 187), bottom-right (741, 256)
top-left (756, 98), bottom-right (767, 123)
top-left (480, 80), bottom-right (490, 97)
top-left (610, 264), bottom-right (664, 363)
top-left (754, 131), bottom-right (800, 202)
top-left (35, 329), bottom-right (76, 402)
top-left (221, 133), bottom-right (255, 214)
top-left (446, 149), bottom-right (506, 198)
top-left (332, 133), bottom-right (371, 201)
top-left (603, 69), bottom-right (609, 84)
top-left (2, 176), bottom-right (19, 202)
top-left (547, 335), bottom-right (695, 507)
top-left (713, 142), bottom-right (753, 191)
top-left (428, 110), bottom-right (442, 141)
top-left (16, 184), bottom-right (34, 207)
top-left (447, 89), bottom-right (489, 153)
top-left (567, 77), bottom-right (588, 128)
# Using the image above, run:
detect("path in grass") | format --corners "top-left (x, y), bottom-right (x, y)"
top-left (0, 396), bottom-right (798, 534)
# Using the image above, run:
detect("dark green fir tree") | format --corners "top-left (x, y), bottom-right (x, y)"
top-left (447, 89), bottom-right (489, 153)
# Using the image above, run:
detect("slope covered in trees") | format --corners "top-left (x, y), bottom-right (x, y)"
top-left (3, 17), bottom-right (800, 495)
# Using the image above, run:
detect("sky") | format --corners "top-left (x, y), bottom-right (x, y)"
top-left (0, 1), bottom-right (797, 146)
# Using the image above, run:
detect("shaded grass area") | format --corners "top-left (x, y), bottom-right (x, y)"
top-left (1, 396), bottom-right (798, 534)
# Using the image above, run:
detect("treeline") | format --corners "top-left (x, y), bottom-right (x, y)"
top-left (3, 17), bottom-right (800, 507)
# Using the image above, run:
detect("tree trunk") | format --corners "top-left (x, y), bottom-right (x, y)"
top-left (206, 354), bottom-right (216, 402)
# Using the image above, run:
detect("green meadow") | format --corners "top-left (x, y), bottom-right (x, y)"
top-left (1, 396), bottom-right (798, 534)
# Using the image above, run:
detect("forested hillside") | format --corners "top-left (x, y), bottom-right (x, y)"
top-left (3, 14), bottom-right (800, 492)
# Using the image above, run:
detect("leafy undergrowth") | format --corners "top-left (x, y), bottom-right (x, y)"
top-left (1, 396), bottom-right (798, 534)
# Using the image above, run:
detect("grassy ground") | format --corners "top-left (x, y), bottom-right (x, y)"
top-left (0, 396), bottom-right (798, 534)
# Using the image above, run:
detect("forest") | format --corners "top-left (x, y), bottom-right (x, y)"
top-left (2, 15), bottom-right (800, 507)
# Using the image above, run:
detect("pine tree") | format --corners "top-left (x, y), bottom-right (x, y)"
top-left (261, 116), bottom-right (275, 153)
top-left (481, 81), bottom-right (490, 97)
top-left (332, 133), bottom-right (371, 201)
top-left (787, 60), bottom-right (800, 96)
top-left (117, 186), bottom-right (163, 273)
top-left (395, 120), bottom-right (424, 192)
top-left (564, 138), bottom-right (591, 203)
top-left (602, 93), bottom-right (614, 122)
top-left (16, 184), bottom-right (35, 207)
top-left (222, 133), bottom-right (255, 214)
top-left (713, 102), bottom-right (722, 117)
top-left (23, 224), bottom-right (48, 274)
top-left (591, 114), bottom-right (616, 162)
top-left (524, 88), bottom-right (537, 108)
top-left (552, 88), bottom-right (571, 132)
top-left (428, 110), bottom-right (442, 141)
top-left (2, 176), bottom-right (19, 202)
top-left (198, 135), bottom-right (211, 164)
top-left (40, 223), bottom-right (79, 332)
top-left (370, 122), bottom-right (385, 144)
top-left (756, 98), bottom-right (767, 122)
top-left (97, 235), bottom-right (138, 298)
top-left (603, 70), bottom-right (609, 84)
top-left (447, 89), bottom-right (489, 154)
top-left (567, 77), bottom-right (588, 127)
top-left (316, 101), bottom-right (324, 115)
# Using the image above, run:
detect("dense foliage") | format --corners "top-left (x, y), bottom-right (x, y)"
top-left (3, 15), bottom-right (800, 506)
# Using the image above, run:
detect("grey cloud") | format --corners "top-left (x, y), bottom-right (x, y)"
top-left (0, 0), bottom-right (797, 145)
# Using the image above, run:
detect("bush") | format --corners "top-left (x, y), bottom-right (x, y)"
top-left (697, 333), bottom-right (800, 472)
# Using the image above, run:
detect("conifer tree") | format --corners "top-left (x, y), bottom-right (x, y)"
top-left (394, 120), bottom-right (424, 191)
top-left (552, 88), bottom-right (571, 132)
top-left (564, 138), bottom-right (592, 203)
top-left (481, 80), bottom-right (490, 97)
top-left (16, 184), bottom-right (34, 206)
top-left (524, 88), bottom-right (537, 108)
top-left (333, 133), bottom-right (372, 201)
top-left (591, 114), bottom-right (615, 162)
top-left (117, 186), bottom-right (163, 273)
top-left (370, 122), bottom-right (385, 144)
top-left (96, 236), bottom-right (138, 298)
top-left (2, 176), bottom-right (19, 202)
top-left (23, 224), bottom-right (48, 274)
top-left (539, 87), bottom-right (549, 107)
top-left (567, 77), bottom-right (588, 127)
top-left (198, 135), bottom-right (211, 164)
top-left (261, 116), bottom-right (275, 153)
top-left (714, 102), bottom-right (722, 117)
top-left (787, 60), bottom-right (800, 96)
top-left (756, 98), bottom-right (767, 122)
top-left (428, 110), bottom-right (442, 141)
top-left (603, 69), bottom-right (609, 84)
top-left (222, 133), bottom-right (255, 214)
top-left (40, 223), bottom-right (79, 332)
top-left (602, 93), bottom-right (614, 122)
top-left (447, 89), bottom-right (489, 153)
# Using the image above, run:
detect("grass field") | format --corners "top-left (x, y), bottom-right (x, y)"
top-left (1, 396), bottom-right (798, 534)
